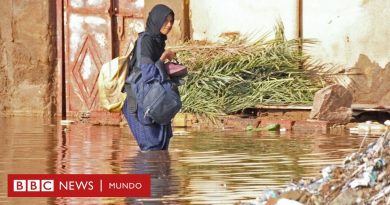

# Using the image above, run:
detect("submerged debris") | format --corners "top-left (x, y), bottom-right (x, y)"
top-left (350, 121), bottom-right (388, 135)
top-left (243, 125), bottom-right (390, 205)
top-left (60, 120), bottom-right (75, 126)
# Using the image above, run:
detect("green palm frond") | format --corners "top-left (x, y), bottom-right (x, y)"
top-left (174, 22), bottom-right (324, 121)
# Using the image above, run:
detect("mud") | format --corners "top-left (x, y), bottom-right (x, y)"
top-left (348, 54), bottom-right (390, 105)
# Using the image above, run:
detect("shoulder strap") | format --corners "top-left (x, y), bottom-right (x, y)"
top-left (126, 32), bottom-right (147, 84)
top-left (136, 32), bottom-right (147, 68)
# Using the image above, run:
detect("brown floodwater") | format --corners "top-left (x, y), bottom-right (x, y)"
top-left (0, 117), bottom-right (376, 205)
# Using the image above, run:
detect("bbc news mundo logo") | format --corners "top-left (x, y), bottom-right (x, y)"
top-left (8, 174), bottom-right (150, 197)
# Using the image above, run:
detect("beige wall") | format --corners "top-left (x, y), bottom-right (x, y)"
top-left (189, 0), bottom-right (390, 105)
top-left (304, 0), bottom-right (390, 104)
top-left (304, 0), bottom-right (390, 68)
top-left (0, 0), bottom-right (57, 117)
top-left (190, 0), bottom-right (298, 42)
top-left (189, 0), bottom-right (390, 68)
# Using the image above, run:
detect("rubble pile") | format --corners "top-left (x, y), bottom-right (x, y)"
top-left (246, 128), bottom-right (390, 205)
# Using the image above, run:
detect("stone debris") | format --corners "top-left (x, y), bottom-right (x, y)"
top-left (242, 124), bottom-right (390, 205)
top-left (309, 84), bottom-right (353, 124)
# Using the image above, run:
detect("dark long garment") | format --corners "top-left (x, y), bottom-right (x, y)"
top-left (122, 4), bottom-right (175, 151)
top-left (122, 100), bottom-right (172, 151)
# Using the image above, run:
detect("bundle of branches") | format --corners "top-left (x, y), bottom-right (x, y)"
top-left (173, 23), bottom-right (324, 119)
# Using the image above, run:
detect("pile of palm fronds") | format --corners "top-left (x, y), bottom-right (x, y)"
top-left (173, 23), bottom-right (324, 119)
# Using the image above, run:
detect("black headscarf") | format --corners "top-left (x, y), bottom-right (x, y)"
top-left (146, 4), bottom-right (175, 39)
top-left (139, 4), bottom-right (174, 63)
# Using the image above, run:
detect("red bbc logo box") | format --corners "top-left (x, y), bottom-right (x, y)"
top-left (8, 174), bottom-right (151, 197)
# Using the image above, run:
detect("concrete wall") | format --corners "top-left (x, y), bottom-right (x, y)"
top-left (190, 0), bottom-right (298, 42)
top-left (304, 0), bottom-right (390, 68)
top-left (189, 0), bottom-right (390, 68)
top-left (0, 0), bottom-right (57, 117)
top-left (189, 0), bottom-right (390, 105)
top-left (304, 0), bottom-right (390, 104)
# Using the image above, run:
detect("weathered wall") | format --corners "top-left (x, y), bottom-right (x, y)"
top-left (0, 0), bottom-right (57, 117)
top-left (189, 0), bottom-right (389, 105)
top-left (347, 55), bottom-right (390, 105)
top-left (1, 0), bottom-right (388, 117)
top-left (304, 0), bottom-right (390, 105)
top-left (304, 0), bottom-right (390, 68)
top-left (190, 0), bottom-right (298, 42)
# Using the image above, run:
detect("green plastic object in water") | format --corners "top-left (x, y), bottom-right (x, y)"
top-left (255, 123), bottom-right (281, 131)
top-left (245, 125), bottom-right (254, 131)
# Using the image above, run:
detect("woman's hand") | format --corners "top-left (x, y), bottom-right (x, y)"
top-left (160, 49), bottom-right (176, 62)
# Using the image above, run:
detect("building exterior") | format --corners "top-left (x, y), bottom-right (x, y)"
top-left (0, 0), bottom-right (389, 120)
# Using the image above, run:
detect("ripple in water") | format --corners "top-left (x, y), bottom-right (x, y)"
top-left (0, 117), bottom-right (376, 204)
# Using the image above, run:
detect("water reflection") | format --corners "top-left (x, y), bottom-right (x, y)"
top-left (123, 151), bottom-right (181, 204)
top-left (0, 117), bottom-right (377, 204)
